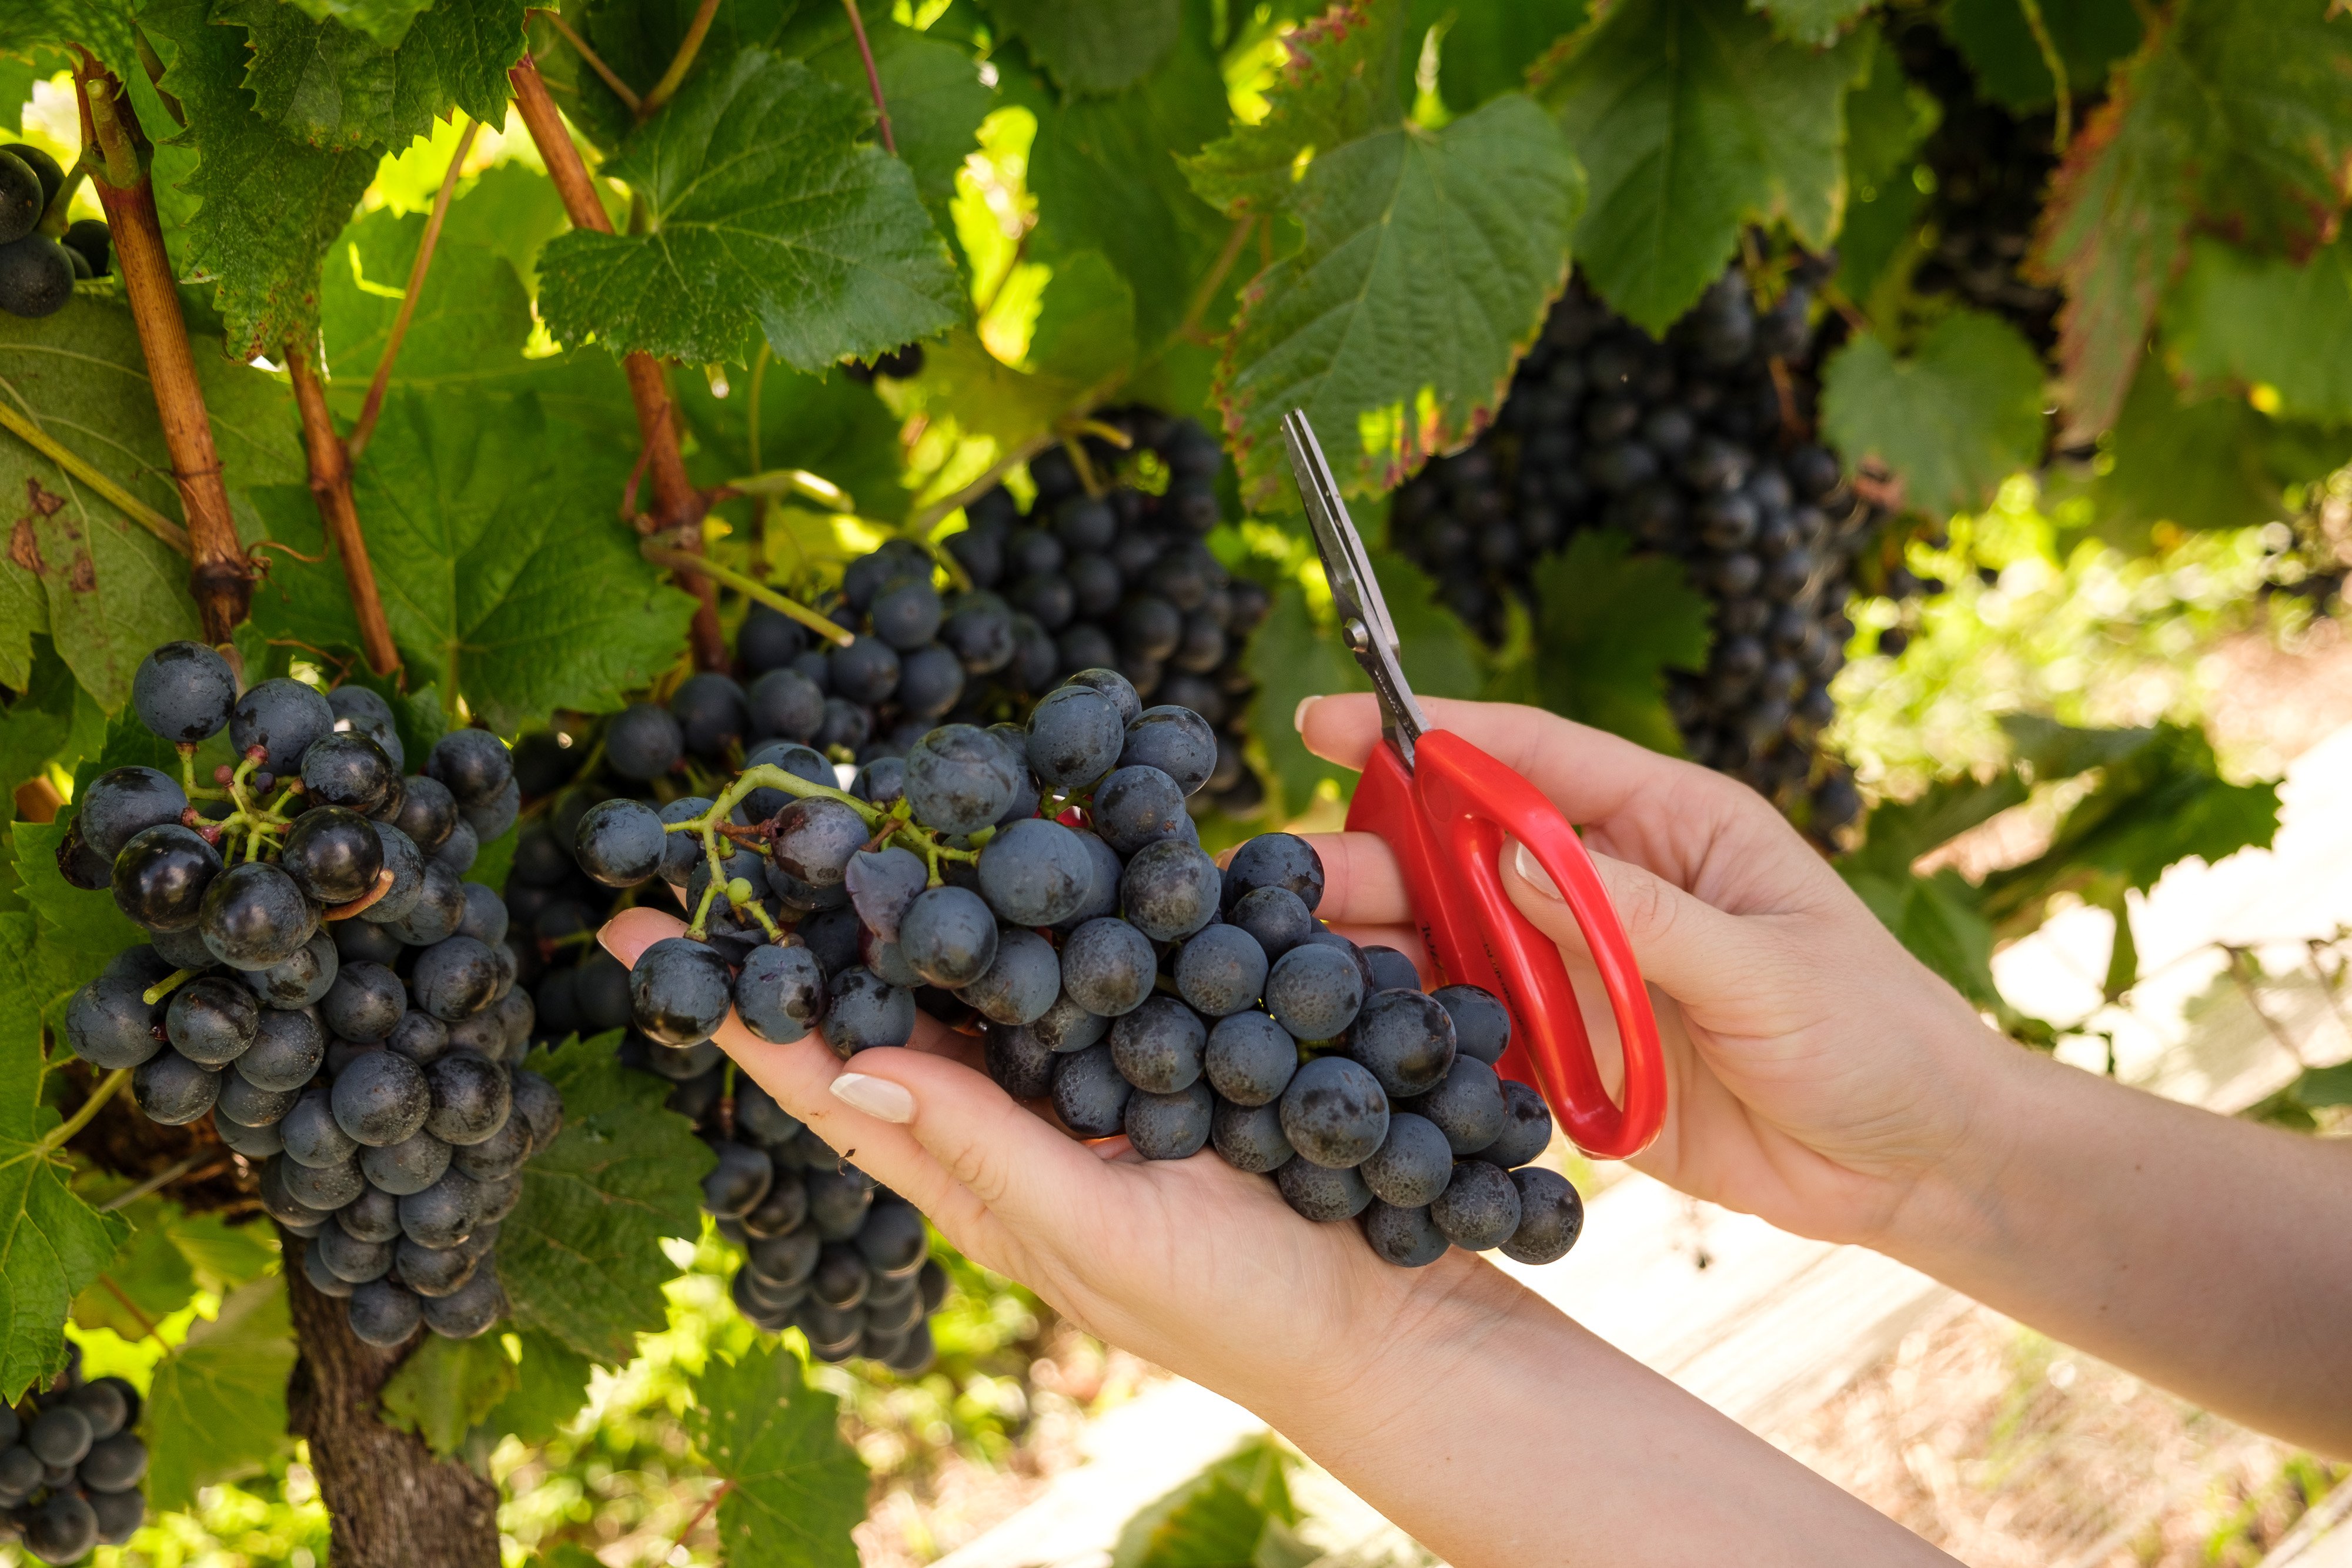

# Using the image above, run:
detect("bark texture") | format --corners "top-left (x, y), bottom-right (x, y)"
top-left (284, 1239), bottom-right (502, 1568)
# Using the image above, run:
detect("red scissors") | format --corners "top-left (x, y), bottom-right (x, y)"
top-left (1281, 412), bottom-right (1666, 1160)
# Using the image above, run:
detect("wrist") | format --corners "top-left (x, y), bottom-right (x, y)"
top-left (1863, 1017), bottom-right (2049, 1266)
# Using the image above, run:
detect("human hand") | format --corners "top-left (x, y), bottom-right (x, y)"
top-left (1296, 694), bottom-right (2016, 1249)
top-left (597, 906), bottom-right (1512, 1420)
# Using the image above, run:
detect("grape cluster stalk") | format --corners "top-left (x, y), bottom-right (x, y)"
top-left (60, 641), bottom-right (561, 1349)
top-left (0, 142), bottom-right (109, 321)
top-left (0, 1346), bottom-right (149, 1564)
top-left (1388, 263), bottom-right (1946, 837)
top-left (588, 666), bottom-right (1588, 1303)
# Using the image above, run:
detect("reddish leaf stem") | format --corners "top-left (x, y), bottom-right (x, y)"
top-left (669, 1478), bottom-right (734, 1556)
top-left (286, 349), bottom-right (402, 676)
top-left (348, 117), bottom-right (481, 464)
top-left (508, 53), bottom-right (726, 670)
top-left (74, 58), bottom-right (251, 644)
top-left (839, 0), bottom-right (896, 155)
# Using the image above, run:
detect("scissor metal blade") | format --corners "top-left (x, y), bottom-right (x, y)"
top-left (1279, 410), bottom-right (1430, 754)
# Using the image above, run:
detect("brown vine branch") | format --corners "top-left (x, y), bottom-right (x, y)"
top-left (0, 403), bottom-right (189, 553)
top-left (529, 8), bottom-right (640, 113)
top-left (639, 0), bottom-right (723, 120)
top-left (508, 53), bottom-right (726, 668)
top-left (286, 349), bottom-right (402, 676)
top-left (839, 0), bottom-right (896, 155)
top-left (74, 58), bottom-right (250, 643)
top-left (348, 116), bottom-right (480, 463)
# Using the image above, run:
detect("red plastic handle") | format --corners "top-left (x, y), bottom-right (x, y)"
top-left (1345, 732), bottom-right (1665, 1159)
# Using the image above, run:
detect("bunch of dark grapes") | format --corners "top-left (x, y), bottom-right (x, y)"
top-left (0, 143), bottom-right (109, 322)
top-left (58, 642), bottom-right (559, 1349)
top-left (1896, 23), bottom-right (2070, 358)
top-left (579, 407), bottom-right (1269, 820)
top-left (1387, 265), bottom-right (1949, 837)
top-left (586, 666), bottom-right (1586, 1287)
top-left (0, 1347), bottom-right (148, 1564)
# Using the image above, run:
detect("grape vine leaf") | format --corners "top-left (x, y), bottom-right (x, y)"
top-left (283, 0), bottom-right (436, 48)
top-left (218, 0), bottom-right (528, 151)
top-left (894, 330), bottom-right (1091, 452)
top-left (1407, 0), bottom-right (1589, 112)
top-left (0, 911), bottom-right (128, 1403)
top-left (0, 4), bottom-right (139, 83)
top-left (499, 1034), bottom-right (713, 1366)
top-left (145, 0), bottom-right (383, 359)
top-left (2087, 357), bottom-right (2337, 536)
top-left (1112, 1437), bottom-right (1304, 1568)
top-left (1833, 24), bottom-right (1938, 304)
top-left (12, 821), bottom-right (144, 999)
top-left (1818, 310), bottom-right (2048, 520)
top-left (2027, 0), bottom-right (2352, 442)
top-left (1027, 6), bottom-right (1233, 353)
top-left (142, 1276), bottom-right (298, 1513)
top-left (690, 1342), bottom-right (867, 1568)
top-left (675, 361), bottom-right (910, 523)
top-left (2161, 234), bottom-right (2352, 424)
top-left (1943, 0), bottom-right (2142, 113)
top-left (245, 389), bottom-right (701, 734)
top-left (1536, 0), bottom-right (1859, 335)
top-left (770, 6), bottom-right (993, 223)
top-left (320, 206), bottom-right (537, 392)
top-left (72, 1196), bottom-right (200, 1338)
top-left (380, 1332), bottom-right (520, 1456)
top-left (480, 1326), bottom-right (596, 1446)
top-left (985, 0), bottom-right (1180, 96)
top-left (0, 641), bottom-right (100, 807)
top-left (1749, 0), bottom-right (1872, 48)
top-left (0, 295), bottom-right (302, 708)
top-left (536, 50), bottom-right (963, 372)
top-left (1205, 2), bottom-right (1582, 503)
top-left (1520, 531), bottom-right (1711, 757)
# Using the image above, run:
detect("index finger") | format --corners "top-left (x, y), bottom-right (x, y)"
top-left (1298, 693), bottom-right (1736, 829)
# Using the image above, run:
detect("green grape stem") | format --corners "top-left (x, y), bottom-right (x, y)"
top-left (141, 967), bottom-right (201, 1007)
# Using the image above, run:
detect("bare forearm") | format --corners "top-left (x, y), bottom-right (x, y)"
top-left (1249, 1263), bottom-right (1952, 1568)
top-left (1887, 1046), bottom-right (2352, 1454)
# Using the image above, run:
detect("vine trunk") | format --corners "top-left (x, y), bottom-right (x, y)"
top-left (283, 1235), bottom-right (503, 1568)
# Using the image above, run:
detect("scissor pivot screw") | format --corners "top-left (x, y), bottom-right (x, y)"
top-left (1344, 618), bottom-right (1372, 654)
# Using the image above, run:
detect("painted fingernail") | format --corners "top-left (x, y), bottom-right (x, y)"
top-left (1294, 694), bottom-right (1321, 733)
top-left (830, 1072), bottom-right (915, 1124)
top-left (1512, 841), bottom-right (1562, 900)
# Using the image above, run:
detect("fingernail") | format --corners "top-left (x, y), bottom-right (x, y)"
top-left (830, 1072), bottom-right (915, 1124)
top-left (1513, 841), bottom-right (1562, 901)
top-left (1294, 694), bottom-right (1321, 734)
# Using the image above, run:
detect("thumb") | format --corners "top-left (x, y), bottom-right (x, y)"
top-left (1499, 838), bottom-right (1758, 1005)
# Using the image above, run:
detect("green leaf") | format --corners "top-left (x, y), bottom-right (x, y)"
top-left (0, 640), bottom-right (83, 803)
top-left (1113, 1437), bottom-right (1300, 1568)
top-left (2087, 356), bottom-right (2331, 535)
top-left (282, 0), bottom-right (436, 48)
top-left (1840, 862), bottom-right (2004, 1012)
top-left (1524, 532), bottom-right (1710, 755)
top-left (2292, 1059), bottom-right (2352, 1109)
top-left (1982, 722), bottom-right (2280, 924)
top-left (1944, 0), bottom-right (2144, 113)
top-left (319, 206), bottom-right (537, 394)
top-left (894, 328), bottom-right (1094, 451)
top-left (0, 914), bottom-right (129, 1402)
top-left (1025, 248), bottom-right (1138, 390)
top-left (1026, 11), bottom-right (1234, 353)
top-left (436, 162), bottom-right (574, 296)
top-left (72, 1196), bottom-right (199, 1338)
top-left (1411, 0), bottom-right (1589, 112)
top-left (480, 1325), bottom-right (595, 1445)
top-left (2027, 0), bottom-right (2352, 440)
top-left (1748, 0), bottom-right (1871, 48)
top-left (245, 390), bottom-right (701, 733)
top-left (536, 51), bottom-right (963, 372)
top-left (1841, 773), bottom-right (2031, 880)
top-left (676, 360), bottom-right (909, 520)
top-left (146, 0), bottom-right (383, 359)
top-left (142, 1276), bottom-right (297, 1513)
top-left (12, 821), bottom-right (144, 999)
top-left (499, 1034), bottom-right (713, 1366)
top-left (0, 293), bottom-right (302, 708)
top-left (1186, 1), bottom-right (1407, 219)
top-left (219, 0), bottom-right (528, 150)
top-left (2161, 234), bottom-right (2352, 424)
top-left (1832, 24), bottom-right (1936, 303)
top-left (1818, 310), bottom-right (2048, 520)
top-left (768, 9), bottom-right (993, 223)
top-left (1216, 93), bottom-right (1582, 504)
top-left (986, 0), bottom-right (1180, 95)
top-left (1539, 0), bottom-right (1856, 333)
top-left (0, 4), bottom-right (138, 83)
top-left (690, 1341), bottom-right (867, 1568)
top-left (380, 1332), bottom-right (520, 1456)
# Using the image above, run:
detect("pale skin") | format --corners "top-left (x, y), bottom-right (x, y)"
top-left (601, 694), bottom-right (2352, 1567)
